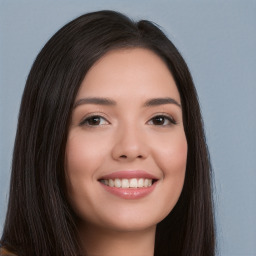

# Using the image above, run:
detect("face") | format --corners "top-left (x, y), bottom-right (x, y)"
top-left (65, 48), bottom-right (187, 232)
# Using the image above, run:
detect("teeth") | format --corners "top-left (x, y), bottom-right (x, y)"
top-left (138, 178), bottom-right (144, 187)
top-left (130, 178), bottom-right (137, 188)
top-left (100, 178), bottom-right (154, 188)
top-left (114, 178), bottom-right (121, 188)
top-left (101, 179), bottom-right (109, 186)
top-left (121, 179), bottom-right (129, 188)
top-left (109, 179), bottom-right (114, 187)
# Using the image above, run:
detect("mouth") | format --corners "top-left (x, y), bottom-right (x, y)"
top-left (98, 170), bottom-right (158, 199)
top-left (99, 178), bottom-right (157, 188)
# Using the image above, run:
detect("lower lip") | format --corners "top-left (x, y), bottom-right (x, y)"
top-left (99, 182), bottom-right (157, 200)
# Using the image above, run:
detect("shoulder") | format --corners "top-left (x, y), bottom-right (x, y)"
top-left (0, 247), bottom-right (17, 256)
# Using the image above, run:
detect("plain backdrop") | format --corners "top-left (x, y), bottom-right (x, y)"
top-left (0, 1), bottom-right (255, 255)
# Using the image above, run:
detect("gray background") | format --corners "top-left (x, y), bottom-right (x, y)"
top-left (0, 0), bottom-right (255, 255)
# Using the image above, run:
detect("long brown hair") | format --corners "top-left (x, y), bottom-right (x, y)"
top-left (1, 10), bottom-right (215, 256)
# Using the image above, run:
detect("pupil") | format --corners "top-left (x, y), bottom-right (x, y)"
top-left (154, 116), bottom-right (164, 125)
top-left (89, 117), bottom-right (100, 125)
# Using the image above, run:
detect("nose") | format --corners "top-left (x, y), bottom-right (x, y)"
top-left (111, 125), bottom-right (148, 161)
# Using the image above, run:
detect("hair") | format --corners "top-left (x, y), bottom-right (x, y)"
top-left (0, 10), bottom-right (215, 256)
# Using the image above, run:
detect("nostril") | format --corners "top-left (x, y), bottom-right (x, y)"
top-left (118, 154), bottom-right (144, 160)
top-left (120, 154), bottom-right (143, 159)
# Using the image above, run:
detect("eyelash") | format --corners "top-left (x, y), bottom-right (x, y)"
top-left (79, 115), bottom-right (109, 127)
top-left (79, 114), bottom-right (177, 127)
top-left (148, 114), bottom-right (177, 126)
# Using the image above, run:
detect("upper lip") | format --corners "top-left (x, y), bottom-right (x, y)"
top-left (98, 170), bottom-right (159, 180)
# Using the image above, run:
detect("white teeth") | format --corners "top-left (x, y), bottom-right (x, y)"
top-left (121, 179), bottom-right (129, 188)
top-left (144, 179), bottom-right (152, 187)
top-left (109, 179), bottom-right (114, 187)
top-left (138, 178), bottom-right (144, 187)
top-left (130, 178), bottom-right (137, 188)
top-left (100, 178), bottom-right (154, 188)
top-left (115, 178), bottom-right (121, 188)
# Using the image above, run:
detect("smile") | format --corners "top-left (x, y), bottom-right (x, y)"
top-left (98, 170), bottom-right (158, 199)
top-left (99, 178), bottom-right (153, 188)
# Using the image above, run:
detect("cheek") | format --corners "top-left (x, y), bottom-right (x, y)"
top-left (163, 138), bottom-right (187, 177)
top-left (153, 129), bottom-right (187, 175)
top-left (152, 130), bottom-right (187, 215)
top-left (65, 132), bottom-right (108, 177)
top-left (65, 133), bottom-right (102, 200)
top-left (65, 133), bottom-right (105, 220)
top-left (159, 130), bottom-right (187, 171)
top-left (65, 135), bottom-right (91, 201)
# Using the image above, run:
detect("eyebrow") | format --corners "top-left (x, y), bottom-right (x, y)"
top-left (73, 97), bottom-right (181, 108)
top-left (73, 97), bottom-right (116, 108)
top-left (143, 97), bottom-right (181, 108)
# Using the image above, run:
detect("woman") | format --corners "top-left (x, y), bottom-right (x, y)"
top-left (0, 10), bottom-right (215, 256)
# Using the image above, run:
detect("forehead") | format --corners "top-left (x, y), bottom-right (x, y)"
top-left (77, 48), bottom-right (180, 102)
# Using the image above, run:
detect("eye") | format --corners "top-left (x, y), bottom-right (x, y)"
top-left (148, 115), bottom-right (176, 126)
top-left (79, 115), bottom-right (109, 126)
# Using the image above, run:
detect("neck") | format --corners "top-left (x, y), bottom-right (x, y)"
top-left (79, 223), bottom-right (156, 256)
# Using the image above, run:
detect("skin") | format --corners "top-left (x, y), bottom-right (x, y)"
top-left (65, 48), bottom-right (187, 256)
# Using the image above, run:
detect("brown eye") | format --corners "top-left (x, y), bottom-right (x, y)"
top-left (80, 115), bottom-right (109, 126)
top-left (148, 115), bottom-right (176, 126)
